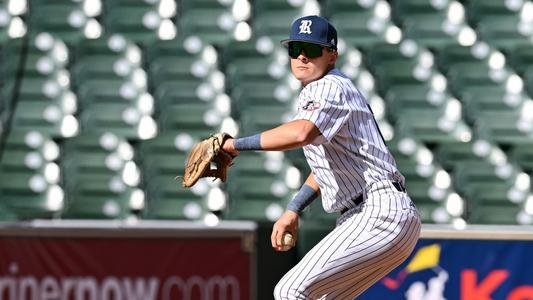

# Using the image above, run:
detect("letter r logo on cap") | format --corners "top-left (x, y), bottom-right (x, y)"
top-left (299, 20), bottom-right (312, 34)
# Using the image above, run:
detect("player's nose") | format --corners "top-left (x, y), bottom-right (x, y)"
top-left (297, 51), bottom-right (309, 62)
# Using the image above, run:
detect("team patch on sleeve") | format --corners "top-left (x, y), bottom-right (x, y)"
top-left (300, 99), bottom-right (321, 111)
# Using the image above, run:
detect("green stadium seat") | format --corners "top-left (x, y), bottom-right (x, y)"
top-left (0, 170), bottom-right (62, 219)
top-left (142, 189), bottom-right (206, 220)
top-left (394, 108), bottom-right (472, 144)
top-left (474, 109), bottom-right (533, 144)
top-left (71, 56), bottom-right (127, 81)
top-left (78, 102), bottom-right (142, 139)
top-left (137, 133), bottom-right (213, 220)
top-left (77, 79), bottom-right (135, 104)
top-left (61, 132), bottom-right (141, 219)
top-left (11, 101), bottom-right (66, 136)
top-left (29, 2), bottom-right (100, 44)
top-left (505, 44), bottom-right (533, 76)
top-left (365, 43), bottom-right (431, 93)
top-left (525, 67), bottom-right (533, 97)
top-left (468, 205), bottom-right (522, 225)
top-left (454, 161), bottom-right (525, 202)
top-left (223, 38), bottom-right (289, 91)
top-left (181, 10), bottom-right (234, 47)
top-left (434, 140), bottom-right (485, 170)
top-left (0, 130), bottom-right (62, 220)
top-left (468, 0), bottom-right (528, 50)
top-left (392, 0), bottom-right (467, 49)
top-left (238, 106), bottom-right (292, 136)
top-left (476, 16), bottom-right (529, 50)
top-left (508, 141), bottom-right (533, 172)
top-left (104, 1), bottom-right (171, 44)
top-left (225, 151), bottom-right (299, 221)
top-left (385, 84), bottom-right (451, 116)
top-left (153, 76), bottom-right (212, 102)
top-left (387, 136), bottom-right (460, 223)
top-left (62, 193), bottom-right (133, 219)
top-left (252, 0), bottom-right (312, 41)
top-left (326, 0), bottom-right (394, 49)
top-left (230, 81), bottom-right (295, 120)
top-left (459, 85), bottom-right (522, 115)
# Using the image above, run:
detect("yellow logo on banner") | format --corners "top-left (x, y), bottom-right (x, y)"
top-left (406, 244), bottom-right (441, 274)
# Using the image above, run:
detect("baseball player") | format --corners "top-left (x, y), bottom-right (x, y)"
top-left (222, 15), bottom-right (421, 299)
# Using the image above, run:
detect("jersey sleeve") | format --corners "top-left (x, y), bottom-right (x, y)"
top-left (293, 80), bottom-right (350, 143)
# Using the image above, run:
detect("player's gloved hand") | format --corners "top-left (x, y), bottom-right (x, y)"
top-left (271, 210), bottom-right (299, 252)
top-left (177, 132), bottom-right (235, 188)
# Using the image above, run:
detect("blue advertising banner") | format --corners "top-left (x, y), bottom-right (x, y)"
top-left (359, 239), bottom-right (533, 300)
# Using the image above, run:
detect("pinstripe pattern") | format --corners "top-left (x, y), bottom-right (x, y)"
top-left (275, 68), bottom-right (421, 299)
top-left (274, 182), bottom-right (421, 299)
top-left (293, 69), bottom-right (403, 213)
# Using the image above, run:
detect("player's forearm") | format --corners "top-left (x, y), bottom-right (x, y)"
top-left (225, 120), bottom-right (320, 155)
top-left (303, 172), bottom-right (320, 195)
top-left (259, 120), bottom-right (320, 151)
top-left (286, 172), bottom-right (320, 214)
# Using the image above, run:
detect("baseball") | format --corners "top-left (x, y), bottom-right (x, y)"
top-left (280, 232), bottom-right (295, 251)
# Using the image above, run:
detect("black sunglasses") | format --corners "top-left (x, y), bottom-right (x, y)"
top-left (288, 42), bottom-right (331, 59)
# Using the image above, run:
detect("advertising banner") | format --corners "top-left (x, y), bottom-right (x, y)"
top-left (360, 239), bottom-right (533, 300)
top-left (0, 236), bottom-right (252, 300)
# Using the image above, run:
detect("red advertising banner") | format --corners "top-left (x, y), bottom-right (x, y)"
top-left (0, 234), bottom-right (253, 300)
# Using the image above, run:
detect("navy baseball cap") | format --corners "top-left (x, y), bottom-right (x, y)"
top-left (281, 15), bottom-right (338, 50)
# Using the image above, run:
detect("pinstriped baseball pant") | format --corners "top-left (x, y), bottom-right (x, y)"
top-left (274, 181), bottom-right (421, 299)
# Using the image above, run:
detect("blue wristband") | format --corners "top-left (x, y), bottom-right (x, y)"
top-left (287, 184), bottom-right (318, 214)
top-left (234, 134), bottom-right (262, 151)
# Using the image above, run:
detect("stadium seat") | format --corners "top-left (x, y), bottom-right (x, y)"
top-left (61, 132), bottom-right (141, 219)
top-left (252, 0), bottom-right (317, 41)
top-left (104, 0), bottom-right (174, 44)
top-left (223, 37), bottom-right (288, 88)
top-left (387, 136), bottom-right (459, 223)
top-left (467, 0), bottom-right (529, 50)
top-left (385, 84), bottom-right (450, 113)
top-left (225, 151), bottom-right (299, 221)
top-left (78, 102), bottom-right (146, 139)
top-left (238, 106), bottom-right (292, 136)
top-left (326, 0), bottom-right (396, 49)
top-left (137, 132), bottom-right (213, 220)
top-left (454, 160), bottom-right (526, 199)
top-left (0, 130), bottom-right (62, 219)
top-left (70, 36), bottom-right (156, 140)
top-left (468, 205), bottom-right (522, 225)
top-left (454, 158), bottom-right (527, 225)
top-left (392, 0), bottom-right (465, 49)
top-left (0, 173), bottom-right (60, 219)
top-left (435, 140), bottom-right (484, 170)
top-left (30, 1), bottom-right (101, 45)
top-left (394, 107), bottom-right (472, 144)
top-left (0, 39), bottom-right (22, 108)
top-left (508, 141), bottom-right (533, 172)
top-left (474, 109), bottom-right (533, 144)
top-left (505, 43), bottom-right (533, 76)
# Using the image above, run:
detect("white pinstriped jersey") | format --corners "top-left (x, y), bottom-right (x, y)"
top-left (293, 68), bottom-right (404, 213)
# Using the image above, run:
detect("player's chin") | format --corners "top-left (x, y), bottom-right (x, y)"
top-left (293, 70), bottom-right (313, 82)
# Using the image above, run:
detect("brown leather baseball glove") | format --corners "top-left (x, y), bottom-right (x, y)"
top-left (177, 133), bottom-right (234, 188)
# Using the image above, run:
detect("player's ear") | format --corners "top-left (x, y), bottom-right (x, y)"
top-left (329, 50), bottom-right (338, 65)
